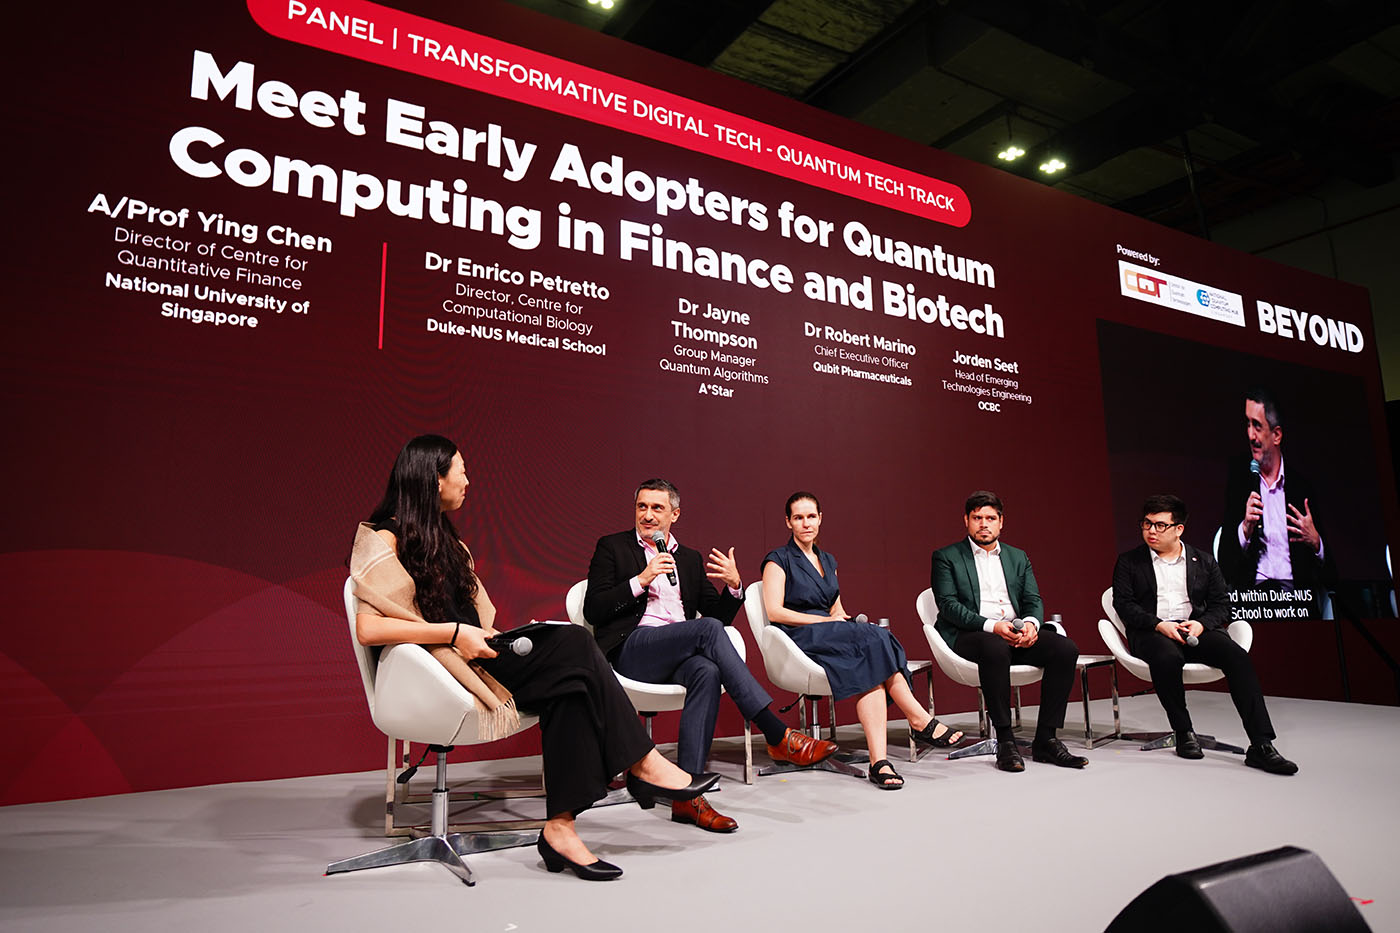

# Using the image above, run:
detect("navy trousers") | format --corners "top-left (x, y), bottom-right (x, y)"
top-left (614, 617), bottom-right (773, 774)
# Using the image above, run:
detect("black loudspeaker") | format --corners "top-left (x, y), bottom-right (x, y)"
top-left (1106, 846), bottom-right (1370, 932)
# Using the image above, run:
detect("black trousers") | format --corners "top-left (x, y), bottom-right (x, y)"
top-left (953, 629), bottom-right (1078, 731)
top-left (1128, 627), bottom-right (1275, 745)
top-left (480, 624), bottom-right (653, 817)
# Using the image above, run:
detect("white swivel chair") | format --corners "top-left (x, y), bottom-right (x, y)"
top-left (565, 580), bottom-right (754, 783)
top-left (327, 579), bottom-right (543, 886)
top-left (916, 588), bottom-right (1064, 761)
top-left (742, 581), bottom-right (868, 778)
top-left (1097, 586), bottom-right (1252, 754)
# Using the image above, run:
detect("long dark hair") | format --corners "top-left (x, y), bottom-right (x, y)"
top-left (368, 434), bottom-right (478, 621)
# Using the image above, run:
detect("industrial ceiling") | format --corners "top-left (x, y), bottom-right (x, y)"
top-left (503, 0), bottom-right (1400, 239)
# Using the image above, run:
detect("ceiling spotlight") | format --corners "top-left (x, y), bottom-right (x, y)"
top-left (996, 146), bottom-right (1025, 161)
top-left (587, 0), bottom-right (616, 9)
top-left (1039, 158), bottom-right (1066, 174)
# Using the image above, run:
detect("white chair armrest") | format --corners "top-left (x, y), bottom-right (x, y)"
top-left (1097, 617), bottom-right (1130, 659)
top-left (758, 624), bottom-right (829, 695)
top-left (372, 643), bottom-right (472, 746)
top-left (921, 621), bottom-right (983, 689)
top-left (725, 625), bottom-right (747, 662)
top-left (1227, 620), bottom-right (1253, 652)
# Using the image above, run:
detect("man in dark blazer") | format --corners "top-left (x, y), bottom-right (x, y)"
top-left (1218, 388), bottom-right (1330, 613)
top-left (585, 478), bottom-right (837, 832)
top-left (1112, 493), bottom-right (1297, 774)
top-left (930, 490), bottom-right (1086, 772)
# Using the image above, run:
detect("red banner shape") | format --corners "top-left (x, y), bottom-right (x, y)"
top-left (246, 0), bottom-right (970, 226)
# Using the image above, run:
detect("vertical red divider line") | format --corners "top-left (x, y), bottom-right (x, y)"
top-left (378, 242), bottom-right (388, 349)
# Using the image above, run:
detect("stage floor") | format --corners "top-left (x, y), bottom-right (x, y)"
top-left (1, 692), bottom-right (1394, 932)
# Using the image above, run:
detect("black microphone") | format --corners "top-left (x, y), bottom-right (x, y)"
top-left (1245, 459), bottom-right (1263, 545)
top-left (1010, 618), bottom-right (1025, 632)
top-left (486, 634), bottom-right (533, 656)
top-left (852, 613), bottom-right (868, 623)
top-left (1171, 621), bottom-right (1198, 647)
top-left (651, 532), bottom-right (678, 585)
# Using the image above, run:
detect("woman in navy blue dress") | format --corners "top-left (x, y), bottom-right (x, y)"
top-left (761, 492), bottom-right (962, 789)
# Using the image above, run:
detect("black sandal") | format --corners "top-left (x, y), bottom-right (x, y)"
top-left (867, 759), bottom-right (904, 790)
top-left (913, 719), bottom-right (964, 748)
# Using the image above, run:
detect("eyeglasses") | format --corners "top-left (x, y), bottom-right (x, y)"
top-left (1140, 520), bottom-right (1181, 533)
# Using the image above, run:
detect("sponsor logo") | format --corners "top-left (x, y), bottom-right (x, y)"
top-left (1118, 260), bottom-right (1244, 327)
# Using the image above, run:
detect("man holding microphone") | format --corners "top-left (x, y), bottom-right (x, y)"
top-left (1112, 494), bottom-right (1297, 774)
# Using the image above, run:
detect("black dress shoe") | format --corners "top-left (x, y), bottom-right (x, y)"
top-left (625, 770), bottom-right (720, 809)
top-left (1175, 731), bottom-right (1204, 759)
top-left (537, 834), bottom-right (623, 881)
top-left (995, 740), bottom-right (1024, 772)
top-left (1245, 742), bottom-right (1299, 775)
top-left (1031, 737), bottom-right (1088, 769)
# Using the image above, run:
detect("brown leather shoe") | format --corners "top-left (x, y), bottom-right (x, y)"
top-left (671, 795), bottom-right (738, 833)
top-left (767, 728), bottom-right (839, 766)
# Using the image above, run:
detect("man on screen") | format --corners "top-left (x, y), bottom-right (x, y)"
top-left (1112, 494), bottom-right (1297, 774)
top-left (930, 491), bottom-right (1087, 772)
top-left (584, 478), bottom-right (838, 833)
top-left (1218, 388), bottom-right (1329, 609)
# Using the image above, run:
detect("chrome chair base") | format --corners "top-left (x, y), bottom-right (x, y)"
top-left (947, 736), bottom-right (1033, 760)
top-left (326, 829), bottom-right (538, 886)
top-left (329, 745), bottom-right (537, 886)
top-left (1127, 731), bottom-right (1246, 755)
top-left (758, 753), bottom-right (867, 779)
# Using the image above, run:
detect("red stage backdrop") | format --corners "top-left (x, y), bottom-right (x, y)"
top-left (4, 0), bottom-right (1393, 804)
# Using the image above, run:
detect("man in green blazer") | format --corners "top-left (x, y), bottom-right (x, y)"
top-left (930, 491), bottom-right (1086, 772)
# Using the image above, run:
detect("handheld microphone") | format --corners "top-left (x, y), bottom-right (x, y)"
top-left (1010, 618), bottom-right (1025, 632)
top-left (651, 532), bottom-right (678, 585)
top-left (486, 634), bottom-right (533, 656)
top-left (1183, 631), bottom-right (1199, 647)
top-left (1244, 459), bottom-right (1264, 545)
top-left (852, 613), bottom-right (868, 623)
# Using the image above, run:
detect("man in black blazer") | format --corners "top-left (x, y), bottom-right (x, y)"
top-left (585, 478), bottom-right (837, 832)
top-left (1218, 389), bottom-right (1330, 614)
top-left (1112, 494), bottom-right (1297, 774)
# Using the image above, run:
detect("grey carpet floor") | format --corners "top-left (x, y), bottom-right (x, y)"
top-left (1, 692), bottom-right (1393, 932)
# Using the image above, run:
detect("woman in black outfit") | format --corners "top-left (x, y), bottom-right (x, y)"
top-left (353, 435), bottom-right (716, 880)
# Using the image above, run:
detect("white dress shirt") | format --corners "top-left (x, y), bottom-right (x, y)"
top-left (970, 538), bottom-right (1039, 632)
top-left (1151, 545), bottom-right (1193, 621)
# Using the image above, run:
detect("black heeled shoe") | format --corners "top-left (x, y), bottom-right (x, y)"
top-left (625, 770), bottom-right (720, 810)
top-left (537, 834), bottom-right (623, 881)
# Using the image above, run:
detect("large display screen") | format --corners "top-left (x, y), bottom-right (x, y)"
top-left (4, 0), bottom-right (1391, 804)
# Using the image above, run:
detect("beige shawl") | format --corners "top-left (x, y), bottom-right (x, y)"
top-left (350, 522), bottom-right (520, 740)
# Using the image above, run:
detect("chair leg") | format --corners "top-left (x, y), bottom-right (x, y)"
top-left (908, 670), bottom-right (935, 762)
top-left (1013, 686), bottom-right (1023, 728)
top-left (744, 723), bottom-right (754, 785)
top-left (1111, 666), bottom-right (1122, 740)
